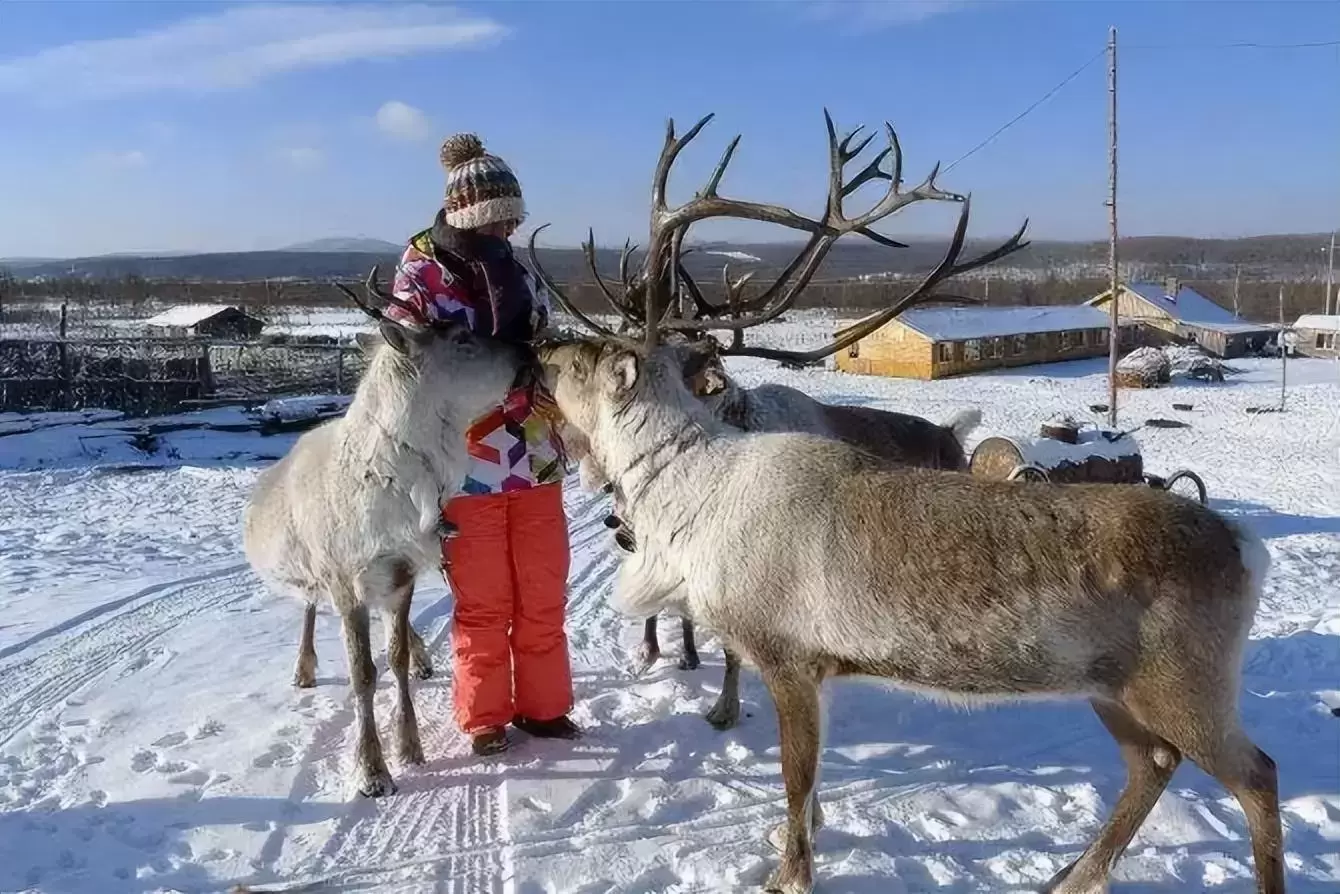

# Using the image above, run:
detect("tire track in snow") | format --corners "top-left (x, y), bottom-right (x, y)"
top-left (0, 563), bottom-right (254, 747)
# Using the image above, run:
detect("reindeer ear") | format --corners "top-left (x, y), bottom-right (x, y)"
top-left (609, 351), bottom-right (640, 393)
top-left (379, 320), bottom-right (416, 356)
top-left (699, 365), bottom-right (727, 396)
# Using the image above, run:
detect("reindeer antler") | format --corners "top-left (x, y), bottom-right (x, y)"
top-left (335, 265), bottom-right (426, 324)
top-left (528, 110), bottom-right (1029, 360)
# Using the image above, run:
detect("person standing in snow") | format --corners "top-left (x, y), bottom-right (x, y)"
top-left (386, 133), bottom-right (579, 756)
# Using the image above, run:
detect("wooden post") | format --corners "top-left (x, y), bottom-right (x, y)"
top-left (1232, 265), bottom-right (1241, 318)
top-left (1326, 230), bottom-right (1336, 316)
top-left (335, 343), bottom-right (345, 394)
top-left (58, 301), bottom-right (70, 410)
top-left (1105, 26), bottom-right (1120, 429)
top-left (1278, 284), bottom-right (1287, 410)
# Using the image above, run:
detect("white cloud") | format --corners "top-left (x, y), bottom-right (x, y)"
top-left (89, 150), bottom-right (148, 169)
top-left (275, 147), bottom-right (324, 170)
top-left (801, 0), bottom-right (977, 30)
top-left (376, 100), bottom-right (432, 142)
top-left (0, 4), bottom-right (508, 101)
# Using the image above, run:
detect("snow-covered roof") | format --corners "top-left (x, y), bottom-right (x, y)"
top-left (1121, 282), bottom-right (1239, 325)
top-left (143, 304), bottom-right (244, 327)
top-left (893, 305), bottom-right (1113, 341)
top-left (1294, 314), bottom-right (1340, 332)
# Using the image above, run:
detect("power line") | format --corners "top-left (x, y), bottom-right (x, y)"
top-left (1124, 39), bottom-right (1340, 50)
top-left (939, 34), bottom-right (1339, 177)
top-left (942, 47), bottom-right (1107, 175)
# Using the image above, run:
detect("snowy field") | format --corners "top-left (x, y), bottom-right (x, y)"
top-left (0, 317), bottom-right (1337, 893)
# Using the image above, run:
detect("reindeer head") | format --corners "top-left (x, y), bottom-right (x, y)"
top-left (338, 266), bottom-right (530, 420)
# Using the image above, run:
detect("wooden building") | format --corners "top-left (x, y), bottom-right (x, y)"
top-left (1292, 314), bottom-right (1340, 357)
top-left (144, 305), bottom-right (265, 339)
top-left (1085, 278), bottom-right (1276, 359)
top-left (835, 305), bottom-right (1124, 380)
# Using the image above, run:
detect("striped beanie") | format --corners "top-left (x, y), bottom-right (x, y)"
top-left (439, 133), bottom-right (525, 230)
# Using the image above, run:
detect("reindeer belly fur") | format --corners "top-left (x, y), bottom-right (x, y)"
top-left (683, 436), bottom-right (1248, 702)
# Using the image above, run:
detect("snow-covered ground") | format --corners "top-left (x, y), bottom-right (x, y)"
top-left (0, 331), bottom-right (1337, 893)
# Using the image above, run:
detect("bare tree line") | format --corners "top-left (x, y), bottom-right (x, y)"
top-left (0, 268), bottom-right (1329, 328)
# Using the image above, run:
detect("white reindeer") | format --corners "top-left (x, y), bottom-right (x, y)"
top-left (243, 270), bottom-right (528, 797)
top-left (535, 112), bottom-right (1282, 893)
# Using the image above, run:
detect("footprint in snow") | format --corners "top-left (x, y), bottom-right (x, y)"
top-left (252, 742), bottom-right (296, 769)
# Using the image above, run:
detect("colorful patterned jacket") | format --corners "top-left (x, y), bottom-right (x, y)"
top-left (387, 216), bottom-right (568, 496)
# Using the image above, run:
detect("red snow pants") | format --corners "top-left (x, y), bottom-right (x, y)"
top-left (441, 482), bottom-right (574, 734)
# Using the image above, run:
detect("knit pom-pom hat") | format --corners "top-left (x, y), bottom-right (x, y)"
top-left (439, 133), bottom-right (525, 230)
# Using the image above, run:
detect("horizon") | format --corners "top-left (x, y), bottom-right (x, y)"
top-left (3, 227), bottom-right (1338, 265)
top-left (2, 1), bottom-right (1338, 258)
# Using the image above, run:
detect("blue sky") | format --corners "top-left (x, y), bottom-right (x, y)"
top-left (0, 0), bottom-right (1337, 258)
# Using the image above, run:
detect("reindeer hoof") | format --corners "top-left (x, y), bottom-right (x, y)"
top-left (1041, 859), bottom-right (1107, 894)
top-left (763, 860), bottom-right (813, 894)
top-left (353, 765), bottom-right (397, 798)
top-left (704, 695), bottom-right (740, 730)
top-left (677, 653), bottom-right (701, 671)
top-left (634, 642), bottom-right (660, 672)
top-left (292, 658), bottom-right (318, 688)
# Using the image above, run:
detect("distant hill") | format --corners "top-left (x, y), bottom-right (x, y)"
top-left (2, 232), bottom-right (1332, 284)
top-left (278, 237), bottom-right (403, 254)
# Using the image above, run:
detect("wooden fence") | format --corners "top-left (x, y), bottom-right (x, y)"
top-left (0, 337), bottom-right (365, 415)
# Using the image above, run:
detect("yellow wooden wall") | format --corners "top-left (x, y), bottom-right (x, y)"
top-left (835, 323), bottom-right (1116, 380)
top-left (833, 320), bottom-right (935, 379)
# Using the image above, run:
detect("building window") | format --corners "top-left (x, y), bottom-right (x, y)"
top-left (986, 337), bottom-right (1002, 359)
top-left (1096, 328), bottom-right (1108, 345)
top-left (1059, 330), bottom-right (1073, 350)
top-left (1319, 333), bottom-right (1328, 349)
top-left (936, 343), bottom-right (953, 363)
top-left (964, 339), bottom-right (981, 361)
top-left (1013, 334), bottom-right (1028, 355)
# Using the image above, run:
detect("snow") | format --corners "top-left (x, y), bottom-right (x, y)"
top-left (1015, 426), bottom-right (1142, 470)
top-left (703, 250), bottom-right (763, 263)
top-left (890, 305), bottom-right (1112, 341)
top-left (1295, 315), bottom-right (1340, 333)
top-left (1, 322), bottom-right (1338, 893)
top-left (1124, 281), bottom-right (1244, 326)
top-left (143, 305), bottom-right (244, 328)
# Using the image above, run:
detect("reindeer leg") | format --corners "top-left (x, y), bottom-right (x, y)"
top-left (705, 646), bottom-right (742, 730)
top-left (1043, 700), bottom-right (1181, 893)
top-left (677, 616), bottom-right (701, 670)
top-left (293, 601), bottom-right (318, 688)
top-left (340, 603), bottom-right (395, 797)
top-left (387, 594), bottom-right (425, 767)
top-left (763, 670), bottom-right (822, 894)
top-left (635, 615), bottom-right (661, 669)
top-left (406, 622), bottom-right (434, 680)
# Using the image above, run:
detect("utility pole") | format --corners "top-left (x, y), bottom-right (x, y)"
top-left (1106, 25), bottom-right (1120, 429)
top-left (1325, 230), bottom-right (1335, 316)
top-left (1278, 284), bottom-right (1287, 410)
top-left (1232, 265), bottom-right (1241, 319)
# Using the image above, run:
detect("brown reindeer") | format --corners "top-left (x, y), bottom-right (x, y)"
top-left (532, 110), bottom-right (1282, 893)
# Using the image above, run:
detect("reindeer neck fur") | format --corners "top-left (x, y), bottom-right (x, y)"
top-left (591, 351), bottom-right (733, 542)
top-left (333, 341), bottom-right (466, 536)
